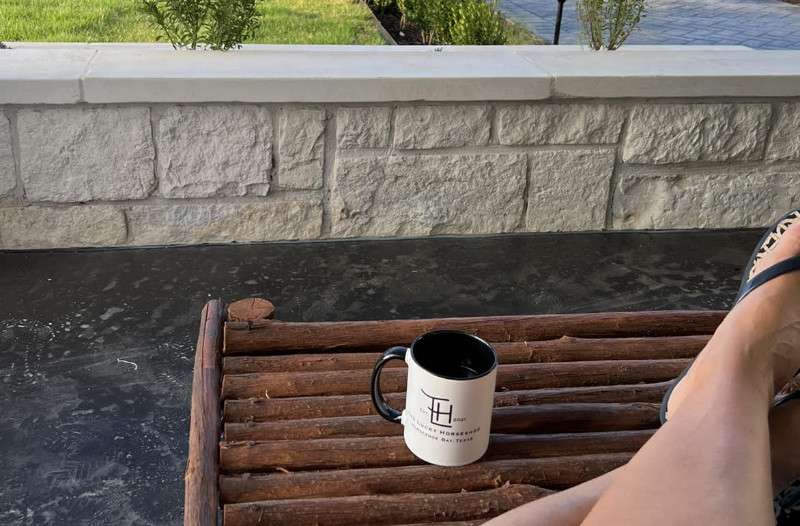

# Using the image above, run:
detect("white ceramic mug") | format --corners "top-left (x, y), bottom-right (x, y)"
top-left (370, 330), bottom-right (498, 467)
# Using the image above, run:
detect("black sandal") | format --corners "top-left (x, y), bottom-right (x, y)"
top-left (775, 391), bottom-right (800, 525)
top-left (659, 209), bottom-right (800, 424)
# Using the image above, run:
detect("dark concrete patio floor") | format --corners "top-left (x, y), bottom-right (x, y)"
top-left (0, 230), bottom-right (761, 525)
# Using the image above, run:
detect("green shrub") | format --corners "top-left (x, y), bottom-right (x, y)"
top-left (577, 0), bottom-right (646, 50)
top-left (370, 0), bottom-right (398, 13)
top-left (142, 0), bottom-right (260, 50)
top-left (397, 0), bottom-right (507, 45)
top-left (398, 0), bottom-right (448, 43)
top-left (449, 0), bottom-right (507, 45)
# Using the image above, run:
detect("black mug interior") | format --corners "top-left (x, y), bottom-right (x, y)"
top-left (410, 330), bottom-right (497, 380)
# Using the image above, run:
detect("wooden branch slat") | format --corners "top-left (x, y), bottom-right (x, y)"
top-left (223, 402), bottom-right (659, 441)
top-left (223, 310), bottom-right (724, 354)
top-left (219, 430), bottom-right (654, 472)
top-left (222, 334), bottom-right (708, 374)
top-left (221, 359), bottom-right (689, 399)
top-left (223, 484), bottom-right (553, 526)
top-left (392, 522), bottom-right (484, 526)
top-left (223, 382), bottom-right (671, 422)
top-left (184, 300), bottom-right (224, 526)
top-left (219, 452), bottom-right (630, 503)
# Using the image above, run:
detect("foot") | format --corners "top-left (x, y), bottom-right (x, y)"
top-left (665, 221), bottom-right (800, 421)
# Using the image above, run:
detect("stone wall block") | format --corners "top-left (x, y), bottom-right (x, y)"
top-left (337, 107), bottom-right (391, 149)
top-left (612, 165), bottom-right (800, 229)
top-left (126, 200), bottom-right (323, 245)
top-left (497, 104), bottom-right (625, 145)
top-left (157, 105), bottom-right (272, 198)
top-left (0, 205), bottom-right (127, 249)
top-left (394, 105), bottom-right (491, 149)
top-left (622, 103), bottom-right (771, 164)
top-left (18, 107), bottom-right (155, 202)
top-left (278, 107), bottom-right (325, 189)
top-left (767, 103), bottom-right (800, 161)
top-left (526, 148), bottom-right (617, 232)
top-left (331, 153), bottom-right (526, 237)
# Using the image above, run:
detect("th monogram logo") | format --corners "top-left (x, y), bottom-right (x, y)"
top-left (421, 389), bottom-right (453, 428)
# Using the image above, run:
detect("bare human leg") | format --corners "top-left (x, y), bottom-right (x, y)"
top-left (482, 469), bottom-right (617, 526)
top-left (577, 224), bottom-right (800, 526)
top-left (484, 400), bottom-right (800, 526)
top-left (485, 222), bottom-right (800, 526)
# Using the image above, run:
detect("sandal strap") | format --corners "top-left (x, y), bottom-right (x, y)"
top-left (775, 389), bottom-right (800, 408)
top-left (736, 255), bottom-right (800, 305)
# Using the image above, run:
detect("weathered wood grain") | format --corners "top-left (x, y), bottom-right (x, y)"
top-left (223, 402), bottom-right (659, 441)
top-left (219, 430), bottom-right (654, 472)
top-left (219, 452), bottom-right (631, 503)
top-left (221, 359), bottom-right (689, 399)
top-left (222, 334), bottom-right (708, 374)
top-left (223, 310), bottom-right (724, 354)
top-left (223, 484), bottom-right (553, 526)
top-left (223, 382), bottom-right (671, 422)
top-left (184, 300), bottom-right (224, 526)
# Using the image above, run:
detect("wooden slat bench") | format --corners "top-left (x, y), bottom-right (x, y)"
top-left (184, 297), bottom-right (726, 526)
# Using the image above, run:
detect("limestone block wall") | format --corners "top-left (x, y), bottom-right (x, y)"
top-left (1, 45), bottom-right (800, 249)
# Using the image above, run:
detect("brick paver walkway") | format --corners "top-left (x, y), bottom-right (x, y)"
top-left (501, 0), bottom-right (800, 49)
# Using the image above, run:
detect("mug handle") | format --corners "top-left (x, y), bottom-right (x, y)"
top-left (371, 346), bottom-right (407, 423)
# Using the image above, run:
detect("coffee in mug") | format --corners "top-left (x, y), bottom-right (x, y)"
top-left (370, 330), bottom-right (497, 466)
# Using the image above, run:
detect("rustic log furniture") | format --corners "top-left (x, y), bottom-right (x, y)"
top-left (184, 297), bottom-right (726, 525)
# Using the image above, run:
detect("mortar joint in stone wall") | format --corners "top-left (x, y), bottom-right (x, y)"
top-left (320, 107), bottom-right (336, 237)
top-left (270, 105), bottom-right (280, 189)
top-left (148, 105), bottom-right (161, 199)
top-left (762, 101), bottom-right (781, 161)
top-left (604, 108), bottom-right (633, 230)
top-left (519, 151), bottom-right (533, 233)
top-left (488, 103), bottom-right (499, 146)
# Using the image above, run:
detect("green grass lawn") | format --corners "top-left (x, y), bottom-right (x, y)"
top-left (0, 0), bottom-right (385, 44)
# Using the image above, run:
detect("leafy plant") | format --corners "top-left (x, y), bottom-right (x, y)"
top-left (397, 0), bottom-right (508, 45)
top-left (142, 0), bottom-right (260, 50)
top-left (398, 0), bottom-right (448, 44)
top-left (449, 0), bottom-right (507, 45)
top-left (370, 0), bottom-right (398, 14)
top-left (577, 0), bottom-right (646, 50)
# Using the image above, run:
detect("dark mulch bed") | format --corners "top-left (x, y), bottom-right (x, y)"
top-left (365, 2), bottom-right (426, 44)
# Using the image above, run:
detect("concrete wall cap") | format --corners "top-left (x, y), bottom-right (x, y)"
top-left (2, 44), bottom-right (799, 103)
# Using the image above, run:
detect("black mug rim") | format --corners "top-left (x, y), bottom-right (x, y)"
top-left (408, 329), bottom-right (498, 381)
